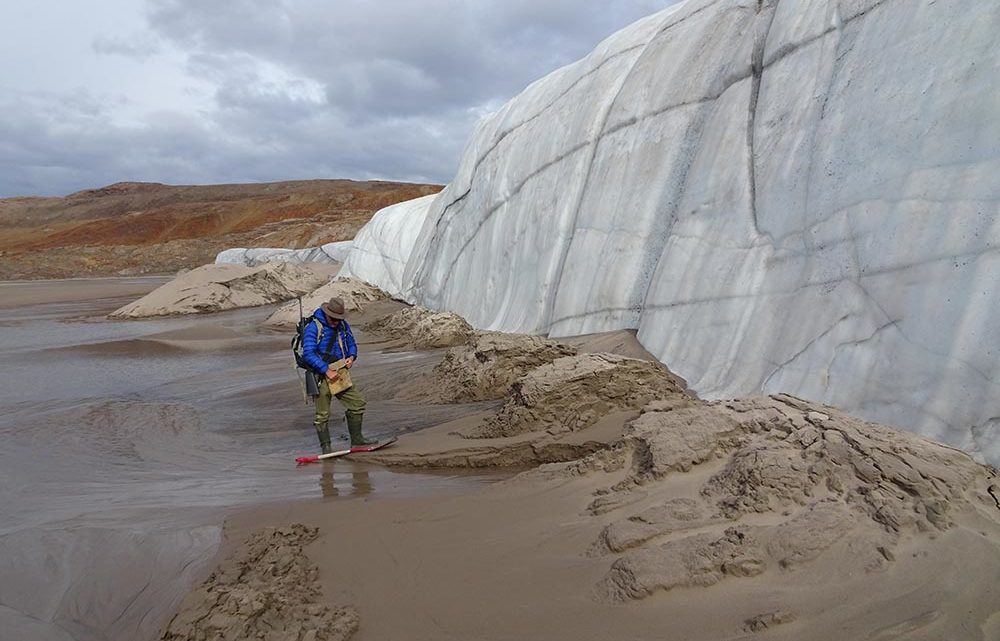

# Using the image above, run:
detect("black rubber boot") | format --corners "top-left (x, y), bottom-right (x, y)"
top-left (346, 412), bottom-right (377, 447)
top-left (315, 422), bottom-right (333, 454)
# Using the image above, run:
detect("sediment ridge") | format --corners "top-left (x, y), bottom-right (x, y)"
top-left (160, 285), bottom-right (1000, 641)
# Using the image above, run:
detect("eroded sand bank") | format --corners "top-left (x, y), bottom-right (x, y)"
top-left (163, 286), bottom-right (1000, 641)
top-left (110, 262), bottom-right (339, 319)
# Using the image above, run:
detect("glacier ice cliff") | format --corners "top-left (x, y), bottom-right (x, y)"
top-left (343, 0), bottom-right (999, 465)
top-left (345, 194), bottom-right (437, 296)
top-left (216, 241), bottom-right (354, 267)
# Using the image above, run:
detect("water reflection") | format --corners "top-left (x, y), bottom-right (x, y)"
top-left (319, 465), bottom-right (373, 498)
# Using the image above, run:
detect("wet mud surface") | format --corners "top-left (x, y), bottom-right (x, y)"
top-left (0, 278), bottom-right (502, 641)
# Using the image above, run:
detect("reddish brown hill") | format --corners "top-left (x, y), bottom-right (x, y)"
top-left (0, 180), bottom-right (441, 279)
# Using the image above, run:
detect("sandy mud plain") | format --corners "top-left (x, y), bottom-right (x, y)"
top-left (2, 277), bottom-right (999, 641)
top-left (0, 278), bottom-right (502, 641)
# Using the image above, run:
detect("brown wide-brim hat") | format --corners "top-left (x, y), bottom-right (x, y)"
top-left (321, 297), bottom-right (347, 320)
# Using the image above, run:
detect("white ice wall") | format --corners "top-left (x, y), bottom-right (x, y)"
top-left (341, 0), bottom-right (1000, 464)
top-left (215, 241), bottom-right (353, 267)
top-left (340, 194), bottom-right (437, 295)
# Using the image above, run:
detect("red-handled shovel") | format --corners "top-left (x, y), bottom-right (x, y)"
top-left (295, 448), bottom-right (351, 465)
top-left (295, 437), bottom-right (398, 465)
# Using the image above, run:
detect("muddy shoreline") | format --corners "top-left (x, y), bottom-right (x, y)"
top-left (0, 278), bottom-right (505, 641)
top-left (5, 277), bottom-right (999, 641)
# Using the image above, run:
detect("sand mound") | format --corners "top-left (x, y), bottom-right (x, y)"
top-left (161, 524), bottom-right (358, 641)
top-left (364, 306), bottom-right (473, 349)
top-left (468, 353), bottom-right (687, 439)
top-left (587, 394), bottom-right (1000, 605)
top-left (400, 332), bottom-right (578, 403)
top-left (110, 262), bottom-right (336, 318)
top-left (264, 277), bottom-right (390, 327)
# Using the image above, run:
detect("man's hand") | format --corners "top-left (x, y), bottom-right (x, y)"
top-left (325, 367), bottom-right (340, 381)
top-left (345, 356), bottom-right (355, 369)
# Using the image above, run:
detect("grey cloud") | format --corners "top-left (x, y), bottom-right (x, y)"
top-left (147, 0), bottom-right (677, 117)
top-left (92, 35), bottom-right (162, 59)
top-left (0, 90), bottom-right (218, 193)
top-left (0, 85), bottom-right (467, 196)
top-left (3, 1), bottom-right (677, 197)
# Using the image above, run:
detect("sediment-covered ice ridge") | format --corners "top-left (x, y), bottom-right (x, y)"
top-left (344, 0), bottom-right (999, 465)
top-left (216, 241), bottom-right (354, 267)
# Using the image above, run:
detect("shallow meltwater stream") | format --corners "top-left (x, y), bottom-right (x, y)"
top-left (0, 278), bottom-right (504, 641)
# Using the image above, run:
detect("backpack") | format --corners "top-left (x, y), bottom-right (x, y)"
top-left (292, 314), bottom-right (323, 370)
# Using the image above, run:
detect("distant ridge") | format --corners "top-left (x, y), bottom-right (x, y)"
top-left (0, 179), bottom-right (442, 279)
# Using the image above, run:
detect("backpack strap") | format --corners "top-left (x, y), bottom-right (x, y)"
top-left (337, 328), bottom-right (348, 362)
top-left (317, 318), bottom-right (339, 363)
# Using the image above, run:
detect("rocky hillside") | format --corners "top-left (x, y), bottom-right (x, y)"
top-left (0, 179), bottom-right (440, 279)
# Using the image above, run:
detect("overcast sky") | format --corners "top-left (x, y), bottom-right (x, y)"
top-left (0, 0), bottom-right (676, 197)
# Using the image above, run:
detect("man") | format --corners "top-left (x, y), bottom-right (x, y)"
top-left (301, 296), bottom-right (377, 453)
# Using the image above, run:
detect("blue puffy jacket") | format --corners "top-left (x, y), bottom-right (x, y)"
top-left (302, 308), bottom-right (358, 375)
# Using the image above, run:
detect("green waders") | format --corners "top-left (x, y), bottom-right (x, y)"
top-left (313, 376), bottom-right (374, 452)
